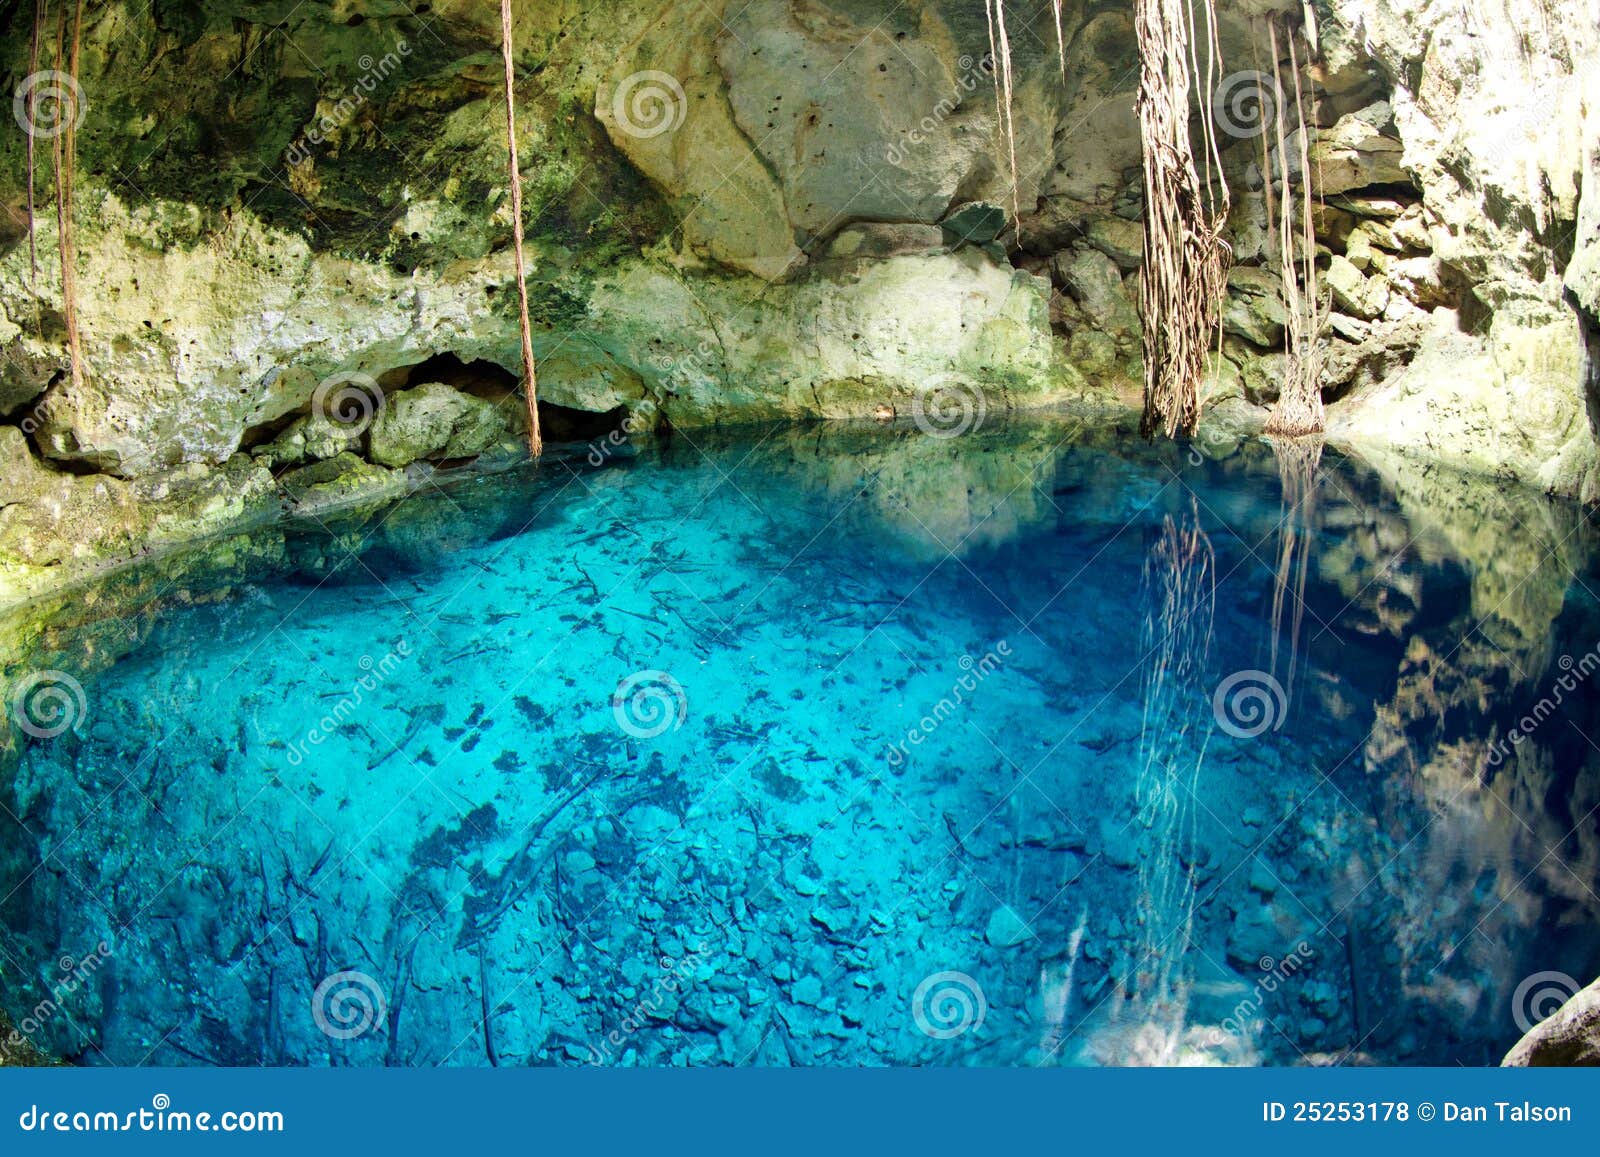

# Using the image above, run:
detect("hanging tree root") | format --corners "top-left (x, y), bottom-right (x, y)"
top-left (1262, 15), bottom-right (1328, 437)
top-left (1136, 0), bottom-right (1232, 441)
top-left (54, 0), bottom-right (86, 395)
top-left (25, 0), bottom-right (88, 385)
top-left (26, 0), bottom-right (43, 279)
top-left (984, 0), bottom-right (1021, 238)
top-left (500, 0), bottom-right (542, 456)
top-left (1266, 435), bottom-right (1322, 695)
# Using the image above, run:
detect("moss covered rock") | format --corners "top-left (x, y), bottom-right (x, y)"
top-left (368, 383), bottom-right (514, 467)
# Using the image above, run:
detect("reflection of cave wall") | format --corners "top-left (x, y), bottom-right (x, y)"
top-left (1340, 470), bottom-right (1600, 1060)
top-left (1091, 442), bottom-right (1600, 1063)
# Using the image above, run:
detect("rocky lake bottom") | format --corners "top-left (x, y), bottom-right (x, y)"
top-left (2, 418), bottom-right (1598, 1066)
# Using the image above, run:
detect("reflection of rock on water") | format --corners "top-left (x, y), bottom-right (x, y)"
top-left (815, 426), bottom-right (1067, 561)
top-left (1333, 452), bottom-right (1600, 1062)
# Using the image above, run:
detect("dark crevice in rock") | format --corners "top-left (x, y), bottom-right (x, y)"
top-left (36, 453), bottom-right (114, 478)
top-left (1338, 180), bottom-right (1423, 202)
top-left (238, 410), bottom-right (301, 454)
top-left (392, 352), bottom-right (519, 401)
top-left (1569, 291), bottom-right (1600, 444)
top-left (538, 401), bottom-right (629, 444)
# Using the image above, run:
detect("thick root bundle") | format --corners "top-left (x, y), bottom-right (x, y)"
top-left (1136, 0), bottom-right (1231, 441)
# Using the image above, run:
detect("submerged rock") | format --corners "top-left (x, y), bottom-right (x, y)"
top-left (986, 906), bottom-right (1036, 948)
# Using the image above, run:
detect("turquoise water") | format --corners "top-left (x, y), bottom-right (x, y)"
top-left (3, 419), bottom-right (1599, 1066)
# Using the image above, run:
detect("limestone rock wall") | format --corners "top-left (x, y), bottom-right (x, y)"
top-left (0, 0), bottom-right (1596, 605)
top-left (1317, 0), bottom-right (1600, 496)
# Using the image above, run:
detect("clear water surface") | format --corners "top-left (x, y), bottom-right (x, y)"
top-left (3, 417), bottom-right (1598, 1066)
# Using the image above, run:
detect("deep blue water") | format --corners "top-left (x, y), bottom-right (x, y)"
top-left (3, 419), bottom-right (1599, 1066)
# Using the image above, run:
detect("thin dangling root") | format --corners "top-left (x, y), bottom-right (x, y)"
top-left (26, 0), bottom-right (44, 281)
top-left (500, 0), bottom-right (542, 457)
top-left (985, 0), bottom-right (1021, 240)
top-left (1050, 0), bottom-right (1067, 80)
top-left (50, 0), bottom-right (87, 395)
